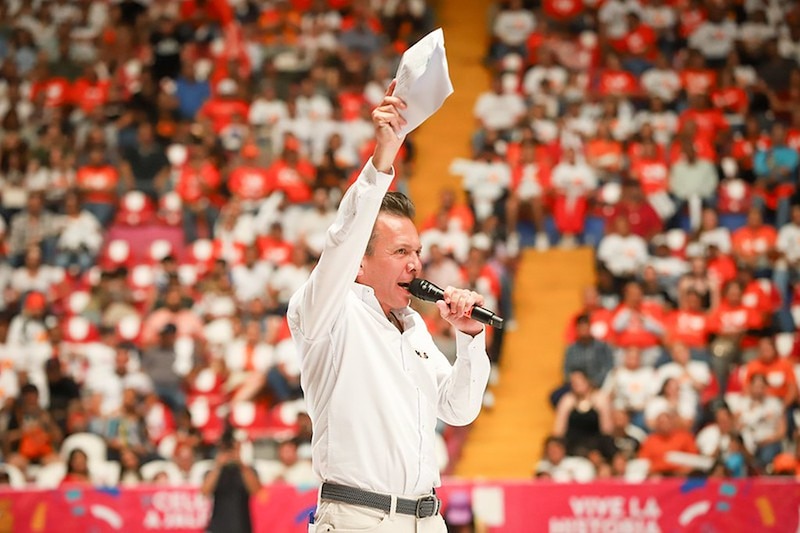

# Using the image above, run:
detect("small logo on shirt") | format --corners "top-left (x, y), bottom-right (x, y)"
top-left (415, 349), bottom-right (429, 359)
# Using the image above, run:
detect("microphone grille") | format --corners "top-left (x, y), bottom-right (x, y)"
top-left (408, 278), bottom-right (438, 302)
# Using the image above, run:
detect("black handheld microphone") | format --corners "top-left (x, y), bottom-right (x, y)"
top-left (408, 278), bottom-right (504, 329)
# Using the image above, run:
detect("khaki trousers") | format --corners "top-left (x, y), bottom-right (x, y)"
top-left (310, 500), bottom-right (447, 533)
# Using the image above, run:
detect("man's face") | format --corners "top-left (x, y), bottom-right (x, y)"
top-left (357, 214), bottom-right (422, 315)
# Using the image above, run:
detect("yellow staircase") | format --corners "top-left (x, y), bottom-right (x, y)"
top-left (408, 1), bottom-right (598, 478)
top-left (455, 248), bottom-right (596, 479)
top-left (408, 0), bottom-right (491, 221)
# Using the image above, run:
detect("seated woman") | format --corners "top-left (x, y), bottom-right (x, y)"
top-left (60, 448), bottom-right (91, 486)
top-left (553, 370), bottom-right (614, 459)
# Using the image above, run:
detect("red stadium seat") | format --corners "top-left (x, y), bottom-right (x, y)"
top-left (116, 191), bottom-right (155, 226)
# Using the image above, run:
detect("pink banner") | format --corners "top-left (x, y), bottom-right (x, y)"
top-left (1, 479), bottom-right (798, 533)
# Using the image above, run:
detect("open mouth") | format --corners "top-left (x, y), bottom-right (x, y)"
top-left (398, 282), bottom-right (411, 292)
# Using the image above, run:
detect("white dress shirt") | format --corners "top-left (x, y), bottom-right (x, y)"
top-left (288, 160), bottom-right (490, 496)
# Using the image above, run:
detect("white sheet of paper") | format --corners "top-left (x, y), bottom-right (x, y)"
top-left (392, 28), bottom-right (454, 136)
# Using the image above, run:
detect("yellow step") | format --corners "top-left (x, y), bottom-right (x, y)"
top-left (455, 248), bottom-right (596, 479)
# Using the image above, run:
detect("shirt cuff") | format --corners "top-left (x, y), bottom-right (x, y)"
top-left (454, 328), bottom-right (486, 359)
top-left (364, 157), bottom-right (395, 186)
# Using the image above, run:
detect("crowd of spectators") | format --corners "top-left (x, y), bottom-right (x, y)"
top-left (0, 0), bottom-right (496, 490)
top-left (467, 0), bottom-right (800, 479)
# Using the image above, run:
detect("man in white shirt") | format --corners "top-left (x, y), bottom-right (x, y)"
top-left (597, 217), bottom-right (649, 279)
top-left (472, 77), bottom-right (526, 135)
top-left (288, 83), bottom-right (491, 532)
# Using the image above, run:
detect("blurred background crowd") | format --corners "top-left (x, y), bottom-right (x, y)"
top-left (0, 0), bottom-right (799, 513)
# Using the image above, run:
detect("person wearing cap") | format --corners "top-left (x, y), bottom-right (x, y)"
top-left (288, 83), bottom-right (490, 532)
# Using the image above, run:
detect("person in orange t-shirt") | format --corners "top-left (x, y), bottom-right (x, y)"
top-left (564, 286), bottom-right (615, 344)
top-left (76, 147), bottom-right (119, 226)
top-left (743, 337), bottom-right (798, 408)
top-left (420, 188), bottom-right (475, 234)
top-left (678, 94), bottom-right (728, 146)
top-left (585, 121), bottom-right (624, 178)
top-left (707, 280), bottom-right (765, 388)
top-left (612, 281), bottom-right (665, 366)
top-left (175, 147), bottom-right (222, 242)
top-left (665, 289), bottom-right (708, 350)
top-left (732, 208), bottom-right (778, 270)
top-left (639, 410), bottom-right (699, 476)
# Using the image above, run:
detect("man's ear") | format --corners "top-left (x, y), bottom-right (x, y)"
top-left (356, 261), bottom-right (364, 281)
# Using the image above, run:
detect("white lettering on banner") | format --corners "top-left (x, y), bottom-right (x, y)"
top-left (550, 496), bottom-right (662, 532)
top-left (144, 491), bottom-right (211, 530)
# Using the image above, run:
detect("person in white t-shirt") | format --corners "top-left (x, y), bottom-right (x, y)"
top-left (269, 245), bottom-right (313, 308)
top-left (473, 76), bottom-right (526, 138)
top-left (603, 347), bottom-right (657, 429)
top-left (522, 48), bottom-right (568, 97)
top-left (597, 217), bottom-right (649, 280)
top-left (225, 320), bottom-right (274, 402)
top-left (688, 7), bottom-right (739, 67)
top-left (696, 402), bottom-right (738, 457)
top-left (735, 373), bottom-right (786, 467)
top-left (550, 147), bottom-right (598, 246)
top-left (490, 0), bottom-right (536, 60)
top-left (231, 245), bottom-right (274, 304)
top-left (534, 435), bottom-right (596, 482)
top-left (656, 342), bottom-right (711, 424)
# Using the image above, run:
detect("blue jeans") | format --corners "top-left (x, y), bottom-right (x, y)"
top-left (154, 383), bottom-right (186, 414)
top-left (755, 441), bottom-right (783, 468)
top-left (182, 205), bottom-right (219, 243)
top-left (84, 202), bottom-right (116, 227)
top-left (55, 248), bottom-right (96, 273)
top-left (753, 194), bottom-right (791, 228)
top-left (266, 367), bottom-right (302, 403)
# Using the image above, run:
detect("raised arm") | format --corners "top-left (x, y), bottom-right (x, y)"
top-left (287, 82), bottom-right (407, 341)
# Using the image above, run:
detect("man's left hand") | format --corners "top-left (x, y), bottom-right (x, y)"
top-left (436, 287), bottom-right (485, 336)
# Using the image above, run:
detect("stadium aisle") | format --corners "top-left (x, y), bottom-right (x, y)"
top-left (457, 248), bottom-right (595, 478)
top-left (408, 0), bottom-right (493, 221)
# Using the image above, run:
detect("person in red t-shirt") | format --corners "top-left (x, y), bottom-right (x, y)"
top-left (175, 147), bottom-right (223, 242)
top-left (619, 12), bottom-right (658, 75)
top-left (710, 68), bottom-right (748, 126)
top-left (679, 50), bottom-right (717, 96)
top-left (605, 181), bottom-right (663, 239)
top-left (629, 140), bottom-right (670, 201)
top-left (71, 65), bottom-right (110, 116)
top-left (739, 267), bottom-right (781, 330)
top-left (76, 147), bottom-right (119, 226)
top-left (597, 53), bottom-right (639, 98)
top-left (227, 145), bottom-right (272, 209)
top-left (257, 221), bottom-right (293, 267)
top-left (265, 145), bottom-right (316, 204)
top-left (197, 79), bottom-right (250, 133)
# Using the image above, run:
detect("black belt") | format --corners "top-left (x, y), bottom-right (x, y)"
top-left (320, 482), bottom-right (441, 519)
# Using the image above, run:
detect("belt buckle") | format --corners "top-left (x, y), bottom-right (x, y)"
top-left (415, 495), bottom-right (439, 519)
